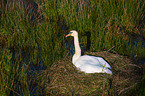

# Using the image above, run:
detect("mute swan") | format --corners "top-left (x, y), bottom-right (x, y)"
top-left (66, 30), bottom-right (112, 75)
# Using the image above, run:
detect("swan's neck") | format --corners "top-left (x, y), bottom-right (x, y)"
top-left (72, 35), bottom-right (81, 64)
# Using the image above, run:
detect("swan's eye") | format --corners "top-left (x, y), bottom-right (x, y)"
top-left (69, 32), bottom-right (73, 34)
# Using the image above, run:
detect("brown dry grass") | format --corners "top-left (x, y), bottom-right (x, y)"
top-left (39, 51), bottom-right (143, 96)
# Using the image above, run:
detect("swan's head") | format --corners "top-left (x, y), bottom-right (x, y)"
top-left (66, 30), bottom-right (78, 37)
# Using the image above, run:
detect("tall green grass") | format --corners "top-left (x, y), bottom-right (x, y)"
top-left (0, 49), bottom-right (31, 95)
top-left (0, 0), bottom-right (145, 95)
top-left (40, 0), bottom-right (145, 57)
top-left (0, 49), bottom-right (12, 95)
top-left (1, 0), bottom-right (67, 95)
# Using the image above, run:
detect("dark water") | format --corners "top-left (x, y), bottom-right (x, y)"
top-left (128, 27), bottom-right (145, 64)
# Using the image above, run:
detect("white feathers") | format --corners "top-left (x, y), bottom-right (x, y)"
top-left (66, 30), bottom-right (112, 75)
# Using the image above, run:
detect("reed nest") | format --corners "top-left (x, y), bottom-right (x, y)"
top-left (39, 51), bottom-right (143, 95)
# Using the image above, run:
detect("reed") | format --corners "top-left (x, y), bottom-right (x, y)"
top-left (47, 0), bottom-right (145, 57)
top-left (0, 0), bottom-right (145, 95)
top-left (0, 49), bottom-right (12, 95)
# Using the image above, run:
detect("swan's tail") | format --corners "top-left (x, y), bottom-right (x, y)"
top-left (104, 68), bottom-right (112, 75)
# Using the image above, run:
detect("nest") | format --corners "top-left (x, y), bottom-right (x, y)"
top-left (39, 51), bottom-right (143, 95)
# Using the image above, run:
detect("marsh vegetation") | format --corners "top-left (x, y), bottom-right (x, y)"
top-left (0, 0), bottom-right (145, 95)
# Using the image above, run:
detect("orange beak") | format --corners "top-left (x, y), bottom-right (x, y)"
top-left (65, 33), bottom-right (71, 37)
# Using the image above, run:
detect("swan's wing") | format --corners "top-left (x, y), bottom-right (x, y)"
top-left (80, 55), bottom-right (111, 68)
top-left (79, 64), bottom-right (104, 73)
top-left (78, 64), bottom-right (112, 74)
top-left (93, 56), bottom-right (111, 68)
top-left (75, 55), bottom-right (101, 66)
top-left (73, 55), bottom-right (112, 74)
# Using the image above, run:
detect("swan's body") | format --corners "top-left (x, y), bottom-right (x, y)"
top-left (66, 30), bottom-right (112, 75)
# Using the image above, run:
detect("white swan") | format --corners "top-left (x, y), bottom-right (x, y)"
top-left (66, 30), bottom-right (112, 75)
